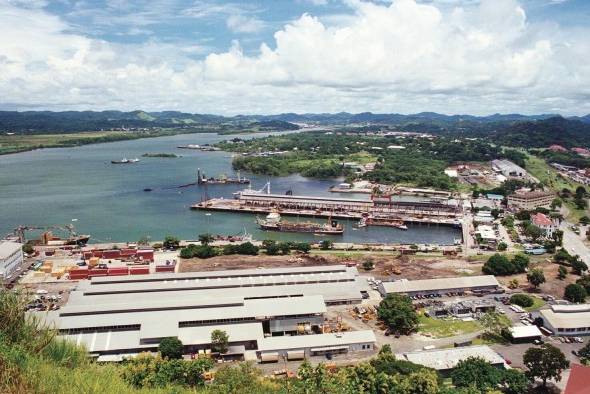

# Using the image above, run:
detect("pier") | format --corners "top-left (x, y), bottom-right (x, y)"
top-left (191, 191), bottom-right (464, 227)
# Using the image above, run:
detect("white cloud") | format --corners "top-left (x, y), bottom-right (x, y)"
top-left (0, 0), bottom-right (589, 115)
top-left (226, 14), bottom-right (265, 33)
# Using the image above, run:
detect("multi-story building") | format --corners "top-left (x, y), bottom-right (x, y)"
top-left (0, 241), bottom-right (23, 281)
top-left (531, 212), bottom-right (558, 237)
top-left (507, 190), bottom-right (554, 211)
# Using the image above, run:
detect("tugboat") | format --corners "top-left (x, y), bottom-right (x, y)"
top-left (256, 213), bottom-right (344, 234)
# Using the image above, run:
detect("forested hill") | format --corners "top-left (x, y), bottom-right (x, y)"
top-left (485, 116), bottom-right (590, 148)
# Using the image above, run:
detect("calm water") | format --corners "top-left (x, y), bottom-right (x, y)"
top-left (0, 132), bottom-right (461, 245)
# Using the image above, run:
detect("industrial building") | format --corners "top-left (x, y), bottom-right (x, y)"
top-left (0, 240), bottom-right (23, 281)
top-left (533, 304), bottom-right (590, 336)
top-left (35, 265), bottom-right (376, 360)
top-left (491, 159), bottom-right (527, 179)
top-left (397, 346), bottom-right (506, 374)
top-left (509, 325), bottom-right (543, 343)
top-left (507, 190), bottom-right (554, 211)
top-left (378, 275), bottom-right (500, 297)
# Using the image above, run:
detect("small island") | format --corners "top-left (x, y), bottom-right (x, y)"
top-left (141, 153), bottom-right (180, 158)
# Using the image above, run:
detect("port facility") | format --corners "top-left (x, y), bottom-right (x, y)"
top-left (192, 190), bottom-right (463, 226)
top-left (378, 275), bottom-right (500, 297)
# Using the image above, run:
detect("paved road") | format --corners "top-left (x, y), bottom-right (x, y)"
top-left (561, 224), bottom-right (590, 265)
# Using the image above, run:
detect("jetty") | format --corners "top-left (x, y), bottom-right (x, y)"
top-left (191, 190), bottom-right (463, 227)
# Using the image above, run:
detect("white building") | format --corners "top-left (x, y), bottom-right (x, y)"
top-left (491, 159), bottom-right (527, 179)
top-left (0, 241), bottom-right (23, 281)
top-left (531, 212), bottom-right (557, 238)
top-left (397, 345), bottom-right (506, 374)
top-left (534, 304), bottom-right (590, 336)
top-left (378, 275), bottom-right (500, 297)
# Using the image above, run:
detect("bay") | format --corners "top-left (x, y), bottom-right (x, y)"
top-left (0, 132), bottom-right (461, 245)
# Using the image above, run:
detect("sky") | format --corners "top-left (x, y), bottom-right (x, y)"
top-left (1, 0), bottom-right (589, 115)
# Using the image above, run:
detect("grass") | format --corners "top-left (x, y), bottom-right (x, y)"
top-left (523, 296), bottom-right (546, 312)
top-left (417, 312), bottom-right (482, 338)
top-left (525, 154), bottom-right (588, 221)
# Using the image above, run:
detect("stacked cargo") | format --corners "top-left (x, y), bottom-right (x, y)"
top-left (129, 266), bottom-right (150, 275)
top-left (40, 261), bottom-right (53, 273)
top-left (88, 268), bottom-right (108, 278)
top-left (107, 267), bottom-right (129, 276)
top-left (155, 263), bottom-right (176, 273)
top-left (88, 257), bottom-right (100, 268)
top-left (69, 267), bottom-right (89, 280)
top-left (137, 249), bottom-right (154, 261)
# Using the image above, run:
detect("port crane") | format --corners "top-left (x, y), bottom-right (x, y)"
top-left (9, 224), bottom-right (88, 245)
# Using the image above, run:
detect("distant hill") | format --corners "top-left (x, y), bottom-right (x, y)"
top-left (486, 116), bottom-right (590, 148)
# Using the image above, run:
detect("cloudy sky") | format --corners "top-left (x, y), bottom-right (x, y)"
top-left (1, 0), bottom-right (589, 115)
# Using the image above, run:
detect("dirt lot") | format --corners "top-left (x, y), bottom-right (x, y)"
top-left (496, 260), bottom-right (585, 298)
top-left (179, 252), bottom-right (484, 281)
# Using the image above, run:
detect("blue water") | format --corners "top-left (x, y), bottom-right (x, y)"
top-left (0, 132), bottom-right (460, 244)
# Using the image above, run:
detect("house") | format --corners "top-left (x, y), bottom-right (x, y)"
top-left (571, 147), bottom-right (590, 158)
top-left (531, 212), bottom-right (557, 237)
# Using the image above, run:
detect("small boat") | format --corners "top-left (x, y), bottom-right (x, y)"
top-left (111, 157), bottom-right (140, 164)
top-left (143, 188), bottom-right (153, 192)
top-left (257, 213), bottom-right (344, 234)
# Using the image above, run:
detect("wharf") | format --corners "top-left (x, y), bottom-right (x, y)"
top-left (190, 198), bottom-right (462, 227)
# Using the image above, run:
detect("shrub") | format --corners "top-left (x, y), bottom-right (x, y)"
top-left (510, 294), bottom-right (534, 308)
top-left (293, 242), bottom-right (311, 253)
top-left (497, 242), bottom-right (507, 251)
top-left (319, 240), bottom-right (333, 250)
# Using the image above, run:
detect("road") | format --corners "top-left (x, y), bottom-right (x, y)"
top-left (561, 223), bottom-right (590, 265)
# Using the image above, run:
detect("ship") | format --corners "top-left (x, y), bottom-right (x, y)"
top-left (111, 157), bottom-right (140, 164)
top-left (357, 216), bottom-right (408, 230)
top-left (256, 213), bottom-right (344, 234)
top-left (197, 169), bottom-right (250, 185)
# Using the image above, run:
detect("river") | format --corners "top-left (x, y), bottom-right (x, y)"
top-left (0, 132), bottom-right (461, 245)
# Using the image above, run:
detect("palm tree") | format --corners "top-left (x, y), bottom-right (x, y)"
top-left (198, 233), bottom-right (214, 246)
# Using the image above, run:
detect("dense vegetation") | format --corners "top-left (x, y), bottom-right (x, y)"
top-left (222, 131), bottom-right (522, 189)
top-left (482, 254), bottom-right (529, 276)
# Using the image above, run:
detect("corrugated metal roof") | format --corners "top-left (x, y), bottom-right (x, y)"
top-left (510, 325), bottom-right (542, 338)
top-left (257, 330), bottom-right (376, 352)
top-left (380, 275), bottom-right (499, 293)
top-left (0, 241), bottom-right (22, 259)
top-left (541, 309), bottom-right (590, 329)
top-left (398, 345), bottom-right (505, 370)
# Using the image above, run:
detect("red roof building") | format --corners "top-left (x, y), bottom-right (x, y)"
top-left (531, 212), bottom-right (557, 237)
top-left (548, 144), bottom-right (567, 152)
top-left (564, 364), bottom-right (590, 394)
top-left (572, 147), bottom-right (590, 157)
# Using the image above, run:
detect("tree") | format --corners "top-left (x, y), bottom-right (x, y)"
top-left (377, 294), bottom-right (418, 335)
top-left (278, 242), bottom-right (291, 255)
top-left (479, 311), bottom-right (511, 337)
top-left (500, 369), bottom-right (530, 394)
top-left (508, 279), bottom-right (519, 289)
top-left (577, 275), bottom-right (590, 293)
top-left (362, 257), bottom-right (374, 271)
top-left (525, 224), bottom-right (543, 241)
top-left (235, 242), bottom-right (259, 255)
top-left (509, 294), bottom-right (534, 308)
top-left (265, 242), bottom-right (280, 255)
top-left (554, 249), bottom-right (570, 263)
top-left (571, 258), bottom-right (588, 275)
top-left (564, 283), bottom-right (587, 303)
top-left (523, 344), bottom-right (569, 388)
top-left (552, 229), bottom-right (564, 246)
top-left (158, 337), bottom-right (183, 359)
top-left (511, 254), bottom-right (530, 273)
top-left (22, 243), bottom-right (34, 254)
top-left (580, 216), bottom-right (590, 226)
top-left (320, 239), bottom-right (333, 250)
top-left (578, 341), bottom-right (590, 364)
top-left (497, 242), bottom-right (507, 251)
top-left (550, 198), bottom-right (562, 210)
top-left (576, 186), bottom-right (587, 198)
top-left (163, 235), bottom-right (180, 250)
top-left (198, 233), bottom-right (213, 246)
top-left (482, 254), bottom-right (512, 276)
top-left (293, 242), bottom-right (311, 253)
top-left (527, 268), bottom-right (546, 289)
top-left (557, 265), bottom-right (568, 280)
top-left (137, 236), bottom-right (150, 246)
top-left (491, 209), bottom-right (501, 219)
top-left (211, 329), bottom-right (229, 354)
top-left (451, 357), bottom-right (502, 393)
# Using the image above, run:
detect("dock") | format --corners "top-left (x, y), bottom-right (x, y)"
top-left (191, 192), bottom-right (463, 227)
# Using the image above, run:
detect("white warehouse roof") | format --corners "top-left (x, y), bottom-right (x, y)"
top-left (380, 275), bottom-right (499, 294)
top-left (510, 325), bottom-right (542, 339)
top-left (257, 330), bottom-right (376, 352)
top-left (0, 241), bottom-right (22, 259)
top-left (398, 345), bottom-right (505, 370)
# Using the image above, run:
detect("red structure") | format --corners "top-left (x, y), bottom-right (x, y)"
top-left (564, 364), bottom-right (590, 394)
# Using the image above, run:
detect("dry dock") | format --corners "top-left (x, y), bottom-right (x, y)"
top-left (191, 192), bottom-right (463, 227)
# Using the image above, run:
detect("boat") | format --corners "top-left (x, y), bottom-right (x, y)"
top-left (143, 188), bottom-right (153, 192)
top-left (111, 157), bottom-right (140, 164)
top-left (197, 169), bottom-right (250, 185)
top-left (256, 213), bottom-right (344, 234)
top-left (358, 216), bottom-right (408, 230)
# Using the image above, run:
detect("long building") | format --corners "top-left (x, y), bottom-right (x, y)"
top-left (378, 275), bottom-right (500, 297)
top-left (397, 345), bottom-right (506, 374)
top-left (507, 190), bottom-right (554, 211)
top-left (533, 304), bottom-right (590, 336)
top-left (35, 265), bottom-right (375, 360)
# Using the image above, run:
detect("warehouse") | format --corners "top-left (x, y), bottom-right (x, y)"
top-left (378, 275), bottom-right (500, 297)
top-left (35, 265), bottom-right (374, 359)
top-left (77, 265), bottom-right (367, 305)
top-left (397, 346), bottom-right (506, 375)
top-left (533, 304), bottom-right (590, 336)
top-left (491, 159), bottom-right (527, 179)
top-left (257, 330), bottom-right (376, 361)
top-left (0, 240), bottom-right (23, 281)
